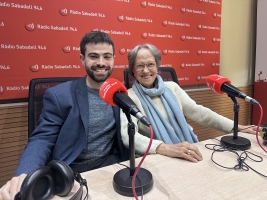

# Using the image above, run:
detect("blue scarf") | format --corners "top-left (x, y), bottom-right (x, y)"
top-left (132, 75), bottom-right (198, 144)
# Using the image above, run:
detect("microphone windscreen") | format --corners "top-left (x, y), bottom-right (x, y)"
top-left (206, 74), bottom-right (231, 94)
top-left (99, 78), bottom-right (128, 106)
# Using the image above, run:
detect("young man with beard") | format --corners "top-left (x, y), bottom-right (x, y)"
top-left (0, 31), bottom-right (129, 200)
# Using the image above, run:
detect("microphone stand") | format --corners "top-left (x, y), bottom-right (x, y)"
top-left (220, 95), bottom-right (251, 150)
top-left (113, 112), bottom-right (153, 197)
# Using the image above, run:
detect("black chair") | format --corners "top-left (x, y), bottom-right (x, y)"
top-left (28, 77), bottom-right (81, 138)
top-left (123, 67), bottom-right (179, 89)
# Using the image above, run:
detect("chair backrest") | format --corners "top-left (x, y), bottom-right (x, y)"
top-left (123, 67), bottom-right (179, 89)
top-left (28, 77), bottom-right (81, 137)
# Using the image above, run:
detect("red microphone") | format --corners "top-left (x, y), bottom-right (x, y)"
top-left (99, 78), bottom-right (128, 106)
top-left (206, 74), bottom-right (259, 105)
top-left (100, 78), bottom-right (150, 126)
top-left (206, 74), bottom-right (231, 94)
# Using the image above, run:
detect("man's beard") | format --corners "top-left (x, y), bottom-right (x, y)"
top-left (85, 65), bottom-right (113, 83)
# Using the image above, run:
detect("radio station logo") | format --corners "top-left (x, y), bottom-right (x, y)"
top-left (211, 63), bottom-right (219, 68)
top-left (180, 35), bottom-right (186, 41)
top-left (25, 23), bottom-right (35, 31)
top-left (212, 38), bottom-right (221, 43)
top-left (198, 24), bottom-right (220, 30)
top-left (59, 8), bottom-right (68, 16)
top-left (118, 15), bottom-right (152, 23)
top-left (119, 48), bottom-right (126, 55)
top-left (117, 15), bottom-right (124, 22)
top-left (24, 22), bottom-right (71, 32)
top-left (0, 64), bottom-right (10, 69)
top-left (180, 63), bottom-right (205, 68)
top-left (0, 86), bottom-right (4, 94)
top-left (180, 8), bottom-right (206, 15)
top-left (140, 1), bottom-right (147, 8)
top-left (163, 21), bottom-right (190, 27)
top-left (161, 64), bottom-right (172, 68)
top-left (141, 32), bottom-right (147, 39)
top-left (181, 36), bottom-right (205, 41)
top-left (213, 13), bottom-right (221, 18)
top-left (197, 50), bottom-right (219, 55)
top-left (162, 21), bottom-right (168, 27)
top-left (196, 76), bottom-right (206, 81)
top-left (162, 49), bottom-right (168, 55)
top-left (143, 2), bottom-right (172, 9)
top-left (141, 33), bottom-right (172, 39)
top-left (62, 46), bottom-right (71, 53)
top-left (114, 65), bottom-right (127, 69)
top-left (0, 3), bottom-right (42, 10)
top-left (29, 64), bottom-right (39, 72)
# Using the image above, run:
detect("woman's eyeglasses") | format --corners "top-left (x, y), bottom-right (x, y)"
top-left (134, 61), bottom-right (156, 71)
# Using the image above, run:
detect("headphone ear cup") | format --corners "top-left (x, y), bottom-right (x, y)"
top-left (20, 167), bottom-right (55, 200)
top-left (48, 160), bottom-right (75, 197)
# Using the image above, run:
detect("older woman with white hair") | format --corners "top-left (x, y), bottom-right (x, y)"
top-left (120, 43), bottom-right (258, 162)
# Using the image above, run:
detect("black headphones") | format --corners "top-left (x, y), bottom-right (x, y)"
top-left (260, 125), bottom-right (267, 143)
top-left (14, 160), bottom-right (88, 200)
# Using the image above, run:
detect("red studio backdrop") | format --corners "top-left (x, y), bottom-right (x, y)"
top-left (0, 0), bottom-right (222, 100)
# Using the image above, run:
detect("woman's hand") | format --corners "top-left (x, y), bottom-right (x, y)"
top-left (156, 142), bottom-right (203, 163)
top-left (238, 125), bottom-right (261, 135)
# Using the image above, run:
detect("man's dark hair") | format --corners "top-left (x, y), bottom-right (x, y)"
top-left (80, 31), bottom-right (115, 56)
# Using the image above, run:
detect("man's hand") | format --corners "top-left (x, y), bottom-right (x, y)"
top-left (156, 142), bottom-right (203, 162)
top-left (0, 174), bottom-right (27, 200)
